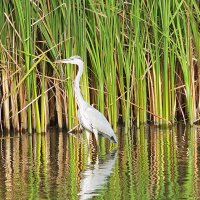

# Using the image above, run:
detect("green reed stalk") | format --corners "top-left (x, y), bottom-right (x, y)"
top-left (87, 0), bottom-right (118, 129)
top-left (39, 1), bottom-right (63, 128)
top-left (13, 0), bottom-right (42, 133)
top-left (0, 1), bottom-right (10, 131)
top-left (41, 61), bottom-right (45, 132)
top-left (90, 1), bottom-right (117, 128)
top-left (189, 2), bottom-right (200, 65)
top-left (131, 0), bottom-right (147, 126)
top-left (172, 1), bottom-right (194, 124)
top-left (86, 5), bottom-right (105, 115)
top-left (1, 69), bottom-right (10, 130)
top-left (160, 0), bottom-right (170, 121)
top-left (73, 0), bottom-right (88, 99)
top-left (115, 2), bottom-right (133, 126)
top-left (147, 0), bottom-right (163, 124)
top-left (169, 45), bottom-right (176, 123)
top-left (72, 0), bottom-right (89, 127)
top-left (106, 0), bottom-right (117, 128)
top-left (11, 76), bottom-right (20, 131)
top-left (60, 1), bottom-right (74, 128)
top-left (188, 1), bottom-right (200, 119)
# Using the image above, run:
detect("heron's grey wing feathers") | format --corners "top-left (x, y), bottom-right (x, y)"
top-left (78, 108), bottom-right (93, 132)
top-left (78, 105), bottom-right (117, 143)
top-left (83, 105), bottom-right (115, 139)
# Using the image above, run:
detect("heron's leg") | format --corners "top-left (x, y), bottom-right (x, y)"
top-left (96, 154), bottom-right (99, 166)
top-left (93, 129), bottom-right (98, 146)
top-left (85, 130), bottom-right (90, 149)
top-left (87, 151), bottom-right (91, 164)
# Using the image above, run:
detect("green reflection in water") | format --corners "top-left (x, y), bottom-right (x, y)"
top-left (0, 125), bottom-right (200, 199)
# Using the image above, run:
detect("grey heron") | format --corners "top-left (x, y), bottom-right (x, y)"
top-left (55, 56), bottom-right (117, 146)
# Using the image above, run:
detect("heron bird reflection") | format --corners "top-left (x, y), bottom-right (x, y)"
top-left (55, 56), bottom-right (117, 147)
top-left (78, 150), bottom-right (117, 200)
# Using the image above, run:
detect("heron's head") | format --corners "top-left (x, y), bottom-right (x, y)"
top-left (55, 55), bottom-right (83, 65)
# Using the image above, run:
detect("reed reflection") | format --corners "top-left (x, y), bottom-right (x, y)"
top-left (0, 126), bottom-right (200, 199)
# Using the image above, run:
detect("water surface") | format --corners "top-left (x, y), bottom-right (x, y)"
top-left (0, 125), bottom-right (200, 199)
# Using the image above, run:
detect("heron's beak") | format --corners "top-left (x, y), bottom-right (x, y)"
top-left (54, 58), bottom-right (72, 64)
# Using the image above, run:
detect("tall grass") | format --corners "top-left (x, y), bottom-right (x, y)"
top-left (0, 0), bottom-right (199, 133)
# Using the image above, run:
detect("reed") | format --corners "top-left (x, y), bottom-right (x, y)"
top-left (0, 0), bottom-right (199, 133)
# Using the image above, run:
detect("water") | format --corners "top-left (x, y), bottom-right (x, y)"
top-left (0, 125), bottom-right (200, 199)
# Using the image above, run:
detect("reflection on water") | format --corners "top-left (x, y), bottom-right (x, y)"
top-left (79, 150), bottom-right (117, 200)
top-left (0, 125), bottom-right (200, 199)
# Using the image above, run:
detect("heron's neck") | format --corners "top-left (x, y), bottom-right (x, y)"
top-left (74, 62), bottom-right (87, 108)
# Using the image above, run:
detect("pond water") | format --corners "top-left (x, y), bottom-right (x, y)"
top-left (0, 125), bottom-right (200, 199)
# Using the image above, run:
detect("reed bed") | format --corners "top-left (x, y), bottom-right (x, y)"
top-left (0, 0), bottom-right (199, 133)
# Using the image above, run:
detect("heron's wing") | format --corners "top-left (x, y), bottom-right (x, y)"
top-left (78, 108), bottom-right (93, 132)
top-left (83, 105), bottom-right (114, 137)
